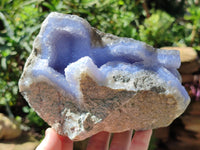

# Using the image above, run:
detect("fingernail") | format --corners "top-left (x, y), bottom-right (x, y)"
top-left (45, 128), bottom-right (51, 136)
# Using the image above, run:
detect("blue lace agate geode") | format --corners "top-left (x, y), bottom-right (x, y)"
top-left (19, 12), bottom-right (190, 141)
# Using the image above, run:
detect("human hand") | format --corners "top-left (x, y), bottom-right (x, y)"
top-left (36, 128), bottom-right (152, 150)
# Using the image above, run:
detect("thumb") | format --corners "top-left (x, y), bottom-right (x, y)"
top-left (36, 128), bottom-right (62, 150)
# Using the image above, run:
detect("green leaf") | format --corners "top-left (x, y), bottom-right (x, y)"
top-left (1, 57), bottom-right (7, 70)
top-left (15, 116), bottom-right (22, 123)
top-left (1, 48), bottom-right (10, 57)
top-left (0, 12), bottom-right (14, 38)
top-left (0, 37), bottom-right (5, 44)
top-left (22, 106), bottom-right (30, 113)
top-left (194, 46), bottom-right (200, 51)
top-left (81, 0), bottom-right (98, 5)
top-left (42, 2), bottom-right (56, 10)
top-left (12, 85), bottom-right (18, 95)
top-left (118, 0), bottom-right (124, 5)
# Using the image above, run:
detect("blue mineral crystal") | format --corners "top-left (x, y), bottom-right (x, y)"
top-left (19, 12), bottom-right (190, 141)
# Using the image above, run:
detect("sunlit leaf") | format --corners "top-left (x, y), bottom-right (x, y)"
top-left (0, 37), bottom-right (5, 44)
top-left (1, 57), bottom-right (7, 70)
top-left (22, 106), bottom-right (30, 113)
top-left (81, 0), bottom-right (97, 5)
top-left (0, 12), bottom-right (14, 38)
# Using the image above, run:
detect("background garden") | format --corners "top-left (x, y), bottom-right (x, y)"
top-left (0, 0), bottom-right (200, 149)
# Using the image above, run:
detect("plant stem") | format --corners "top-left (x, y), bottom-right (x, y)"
top-left (141, 0), bottom-right (150, 18)
top-left (5, 99), bottom-right (14, 119)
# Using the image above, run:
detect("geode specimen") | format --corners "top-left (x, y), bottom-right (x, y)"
top-left (19, 12), bottom-right (190, 141)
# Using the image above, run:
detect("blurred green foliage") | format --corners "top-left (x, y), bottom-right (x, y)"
top-left (0, 0), bottom-right (200, 142)
top-left (139, 10), bottom-right (176, 46)
top-left (22, 106), bottom-right (47, 128)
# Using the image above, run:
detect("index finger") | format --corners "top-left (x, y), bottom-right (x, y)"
top-left (130, 130), bottom-right (152, 150)
top-left (87, 131), bottom-right (110, 150)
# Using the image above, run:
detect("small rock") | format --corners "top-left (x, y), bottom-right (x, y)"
top-left (0, 113), bottom-right (21, 140)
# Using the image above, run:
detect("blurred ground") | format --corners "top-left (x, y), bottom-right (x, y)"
top-left (0, 131), bottom-right (39, 150)
top-left (154, 100), bottom-right (200, 150)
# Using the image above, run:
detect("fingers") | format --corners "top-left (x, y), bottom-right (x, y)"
top-left (110, 130), bottom-right (133, 150)
top-left (36, 128), bottom-right (62, 150)
top-left (36, 128), bottom-right (73, 150)
top-left (87, 131), bottom-right (110, 150)
top-left (36, 128), bottom-right (152, 150)
top-left (130, 130), bottom-right (152, 150)
top-left (58, 133), bottom-right (73, 150)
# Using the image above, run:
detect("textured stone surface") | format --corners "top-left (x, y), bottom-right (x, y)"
top-left (19, 12), bottom-right (190, 141)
